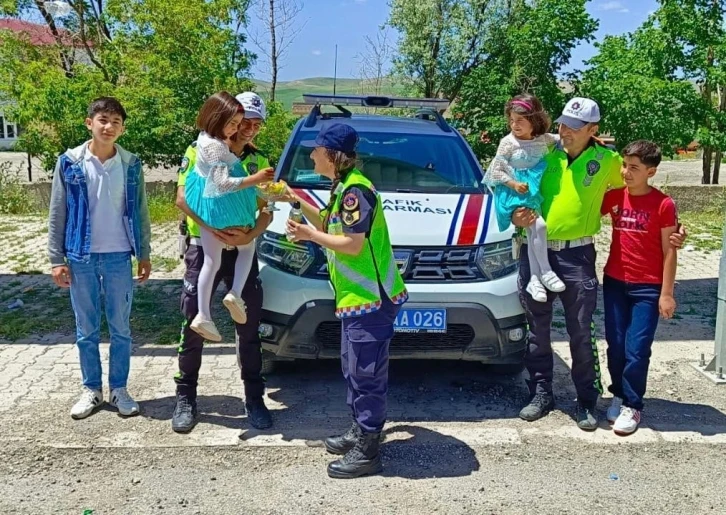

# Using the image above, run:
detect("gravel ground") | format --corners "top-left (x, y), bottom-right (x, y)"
top-left (1, 442), bottom-right (725, 515)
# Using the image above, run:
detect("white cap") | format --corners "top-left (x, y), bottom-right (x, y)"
top-left (235, 92), bottom-right (266, 120)
top-left (556, 97), bottom-right (601, 130)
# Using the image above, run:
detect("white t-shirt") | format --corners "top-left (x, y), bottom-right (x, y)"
top-left (84, 145), bottom-right (132, 253)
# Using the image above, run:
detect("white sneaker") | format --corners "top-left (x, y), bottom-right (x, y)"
top-left (70, 388), bottom-right (104, 420)
top-left (607, 396), bottom-right (623, 424)
top-left (110, 387), bottom-right (140, 417)
top-left (223, 292), bottom-right (248, 324)
top-left (526, 277), bottom-right (548, 303)
top-left (191, 315), bottom-right (222, 342)
top-left (541, 271), bottom-right (566, 293)
top-left (613, 406), bottom-right (641, 435)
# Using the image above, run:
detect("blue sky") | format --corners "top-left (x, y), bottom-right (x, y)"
top-left (249, 0), bottom-right (660, 81)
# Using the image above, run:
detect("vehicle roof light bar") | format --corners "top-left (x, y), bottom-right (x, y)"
top-left (302, 94), bottom-right (450, 112)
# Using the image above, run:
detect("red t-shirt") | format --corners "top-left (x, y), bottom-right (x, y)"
top-left (601, 188), bottom-right (678, 285)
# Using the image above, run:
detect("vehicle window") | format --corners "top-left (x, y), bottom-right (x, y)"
top-left (280, 129), bottom-right (484, 193)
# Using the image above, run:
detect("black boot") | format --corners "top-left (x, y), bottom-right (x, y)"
top-left (324, 421), bottom-right (361, 455)
top-left (519, 392), bottom-right (555, 422)
top-left (327, 431), bottom-right (383, 479)
top-left (172, 394), bottom-right (198, 433)
top-left (245, 398), bottom-right (273, 429)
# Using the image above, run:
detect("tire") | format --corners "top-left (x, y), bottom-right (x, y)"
top-left (261, 350), bottom-right (278, 376)
top-left (483, 362), bottom-right (525, 376)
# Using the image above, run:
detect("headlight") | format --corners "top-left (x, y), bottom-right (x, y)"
top-left (257, 231), bottom-right (325, 277)
top-left (475, 240), bottom-right (518, 280)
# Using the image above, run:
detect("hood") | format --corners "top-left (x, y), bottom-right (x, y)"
top-left (267, 189), bottom-right (509, 246)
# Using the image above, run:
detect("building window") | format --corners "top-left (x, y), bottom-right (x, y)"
top-left (0, 113), bottom-right (18, 140)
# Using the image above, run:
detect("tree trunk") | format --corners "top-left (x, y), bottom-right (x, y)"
top-left (702, 46), bottom-right (715, 184)
top-left (713, 149), bottom-right (721, 185)
top-left (269, 0), bottom-right (277, 102)
top-left (26, 152), bottom-right (32, 183)
top-left (703, 147), bottom-right (713, 184)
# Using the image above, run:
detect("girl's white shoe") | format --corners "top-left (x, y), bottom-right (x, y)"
top-left (526, 276), bottom-right (548, 303)
top-left (541, 271), bottom-right (566, 293)
top-left (190, 315), bottom-right (222, 342)
top-left (223, 292), bottom-right (248, 324)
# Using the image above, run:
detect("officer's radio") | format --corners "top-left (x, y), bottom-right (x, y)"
top-left (178, 213), bottom-right (188, 258)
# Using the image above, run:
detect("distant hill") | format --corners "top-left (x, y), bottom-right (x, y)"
top-left (252, 77), bottom-right (404, 109)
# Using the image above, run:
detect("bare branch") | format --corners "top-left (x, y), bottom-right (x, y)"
top-left (247, 0), bottom-right (308, 98)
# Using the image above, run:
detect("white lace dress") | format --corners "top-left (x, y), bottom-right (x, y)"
top-left (184, 132), bottom-right (258, 229)
top-left (483, 132), bottom-right (558, 231)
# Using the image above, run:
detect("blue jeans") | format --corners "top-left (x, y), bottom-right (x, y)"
top-left (603, 275), bottom-right (661, 411)
top-left (69, 252), bottom-right (134, 391)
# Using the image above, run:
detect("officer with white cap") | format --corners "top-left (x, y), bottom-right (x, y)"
top-left (172, 92), bottom-right (274, 433)
top-left (512, 97), bottom-right (686, 431)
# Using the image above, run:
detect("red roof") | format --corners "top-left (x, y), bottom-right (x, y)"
top-left (0, 19), bottom-right (75, 46)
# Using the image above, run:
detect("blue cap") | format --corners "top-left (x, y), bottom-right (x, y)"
top-left (301, 123), bottom-right (359, 153)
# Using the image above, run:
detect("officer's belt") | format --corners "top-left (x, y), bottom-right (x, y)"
top-left (189, 237), bottom-right (235, 251)
top-left (545, 237), bottom-right (594, 252)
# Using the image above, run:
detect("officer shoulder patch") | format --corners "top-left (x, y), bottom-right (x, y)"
top-left (342, 209), bottom-right (361, 226)
top-left (178, 157), bottom-right (189, 175)
top-left (343, 191), bottom-right (359, 211)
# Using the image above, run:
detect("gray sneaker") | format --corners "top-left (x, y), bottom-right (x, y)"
top-left (519, 392), bottom-right (555, 421)
top-left (576, 401), bottom-right (598, 431)
top-left (110, 388), bottom-right (140, 417)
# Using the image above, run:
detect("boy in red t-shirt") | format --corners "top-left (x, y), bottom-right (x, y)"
top-left (600, 140), bottom-right (678, 435)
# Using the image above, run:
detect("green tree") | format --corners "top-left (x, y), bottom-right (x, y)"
top-left (0, 0), bottom-right (253, 170)
top-left (387, 0), bottom-right (509, 100)
top-left (453, 0), bottom-right (597, 159)
top-left (656, 0), bottom-right (726, 183)
top-left (578, 24), bottom-right (703, 157)
top-left (254, 100), bottom-right (297, 164)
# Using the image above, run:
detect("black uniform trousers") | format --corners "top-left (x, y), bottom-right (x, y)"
top-left (518, 243), bottom-right (603, 404)
top-left (174, 243), bottom-right (265, 400)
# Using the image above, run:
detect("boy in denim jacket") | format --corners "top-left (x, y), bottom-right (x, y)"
top-left (48, 97), bottom-right (151, 419)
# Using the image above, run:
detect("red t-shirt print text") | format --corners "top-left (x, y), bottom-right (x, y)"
top-left (601, 188), bottom-right (678, 285)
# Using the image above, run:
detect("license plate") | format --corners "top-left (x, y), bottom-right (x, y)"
top-left (394, 309), bottom-right (447, 334)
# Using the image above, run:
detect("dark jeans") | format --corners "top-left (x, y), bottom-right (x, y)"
top-left (175, 244), bottom-right (265, 401)
top-left (341, 297), bottom-right (400, 434)
top-left (603, 275), bottom-right (661, 411)
top-left (518, 243), bottom-right (602, 403)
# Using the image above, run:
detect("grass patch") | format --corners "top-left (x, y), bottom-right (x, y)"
top-left (153, 256), bottom-right (180, 273)
top-left (679, 210), bottom-right (725, 252)
top-left (147, 191), bottom-right (179, 224)
top-left (0, 224), bottom-right (18, 233)
top-left (0, 280), bottom-right (238, 345)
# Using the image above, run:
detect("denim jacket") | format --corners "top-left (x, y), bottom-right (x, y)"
top-left (47, 142), bottom-right (152, 267)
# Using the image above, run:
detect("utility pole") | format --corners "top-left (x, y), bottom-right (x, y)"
top-left (333, 44), bottom-right (338, 97)
top-left (694, 215), bottom-right (726, 384)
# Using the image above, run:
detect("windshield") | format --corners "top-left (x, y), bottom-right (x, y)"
top-left (280, 129), bottom-right (484, 193)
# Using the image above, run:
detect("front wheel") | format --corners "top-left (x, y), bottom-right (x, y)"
top-left (261, 350), bottom-right (278, 375)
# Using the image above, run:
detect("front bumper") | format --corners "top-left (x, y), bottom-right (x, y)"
top-left (260, 299), bottom-right (526, 363)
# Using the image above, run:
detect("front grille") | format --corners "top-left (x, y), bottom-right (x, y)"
top-left (315, 322), bottom-right (475, 352)
top-left (395, 246), bottom-right (484, 283)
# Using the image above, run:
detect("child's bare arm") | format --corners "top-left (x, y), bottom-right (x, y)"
top-left (660, 225), bottom-right (678, 319)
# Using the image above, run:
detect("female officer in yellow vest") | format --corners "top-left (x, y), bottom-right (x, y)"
top-left (285, 123), bottom-right (408, 479)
